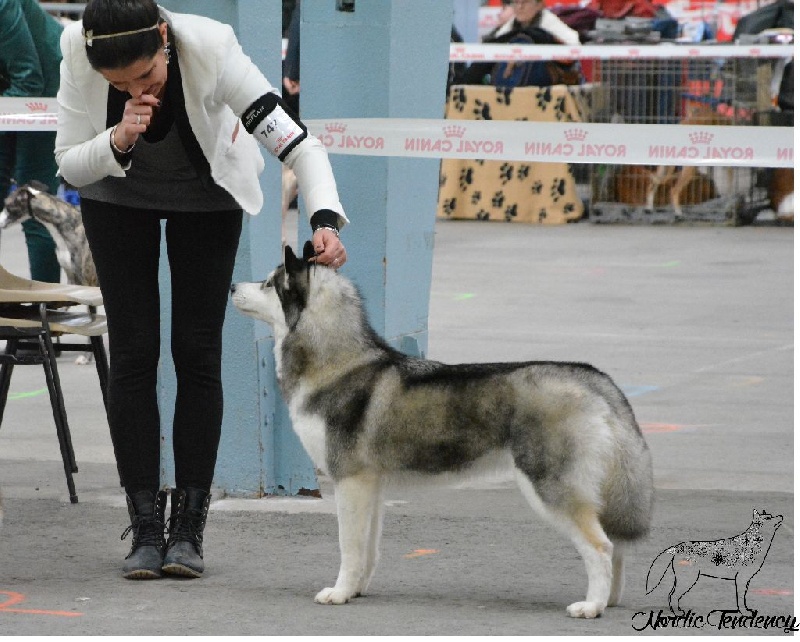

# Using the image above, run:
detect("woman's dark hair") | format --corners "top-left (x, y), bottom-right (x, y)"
top-left (82, 0), bottom-right (162, 70)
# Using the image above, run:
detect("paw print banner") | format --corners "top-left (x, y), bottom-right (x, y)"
top-left (435, 84), bottom-right (591, 224)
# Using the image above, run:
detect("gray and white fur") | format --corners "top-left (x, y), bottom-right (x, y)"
top-left (231, 242), bottom-right (654, 619)
top-left (0, 182), bottom-right (97, 287)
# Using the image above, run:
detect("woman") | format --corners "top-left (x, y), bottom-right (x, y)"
top-left (463, 0), bottom-right (581, 87)
top-left (55, 0), bottom-right (347, 580)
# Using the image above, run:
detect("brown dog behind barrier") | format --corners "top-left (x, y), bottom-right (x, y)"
top-left (645, 108), bottom-right (734, 217)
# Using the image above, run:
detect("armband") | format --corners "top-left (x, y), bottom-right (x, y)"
top-left (242, 93), bottom-right (307, 161)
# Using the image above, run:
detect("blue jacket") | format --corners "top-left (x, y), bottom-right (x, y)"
top-left (0, 0), bottom-right (63, 97)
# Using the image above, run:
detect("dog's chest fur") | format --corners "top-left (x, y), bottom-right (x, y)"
top-left (286, 382), bottom-right (329, 474)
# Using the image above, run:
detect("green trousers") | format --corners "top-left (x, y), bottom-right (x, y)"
top-left (0, 131), bottom-right (61, 283)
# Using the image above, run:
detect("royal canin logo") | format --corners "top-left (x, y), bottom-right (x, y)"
top-left (443, 125), bottom-right (466, 138)
top-left (564, 128), bottom-right (587, 142)
top-left (325, 122), bottom-right (347, 133)
top-left (689, 131), bottom-right (714, 145)
top-left (25, 101), bottom-right (48, 112)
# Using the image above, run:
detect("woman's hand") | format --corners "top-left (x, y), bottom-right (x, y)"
top-left (310, 228), bottom-right (347, 269)
top-left (112, 93), bottom-right (160, 150)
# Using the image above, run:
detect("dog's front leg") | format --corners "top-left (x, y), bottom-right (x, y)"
top-left (315, 474), bottom-right (382, 605)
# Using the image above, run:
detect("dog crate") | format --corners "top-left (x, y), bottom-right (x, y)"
top-left (583, 49), bottom-right (787, 225)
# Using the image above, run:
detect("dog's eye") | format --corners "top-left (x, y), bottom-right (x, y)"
top-left (262, 277), bottom-right (274, 290)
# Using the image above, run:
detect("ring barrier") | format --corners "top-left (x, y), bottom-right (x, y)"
top-left (1, 41), bottom-right (793, 168)
top-left (449, 43), bottom-right (794, 61)
top-left (3, 99), bottom-right (790, 168)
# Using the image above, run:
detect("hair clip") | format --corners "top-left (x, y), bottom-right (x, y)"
top-left (82, 22), bottom-right (160, 47)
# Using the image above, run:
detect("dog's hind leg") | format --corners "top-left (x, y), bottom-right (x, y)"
top-left (607, 541), bottom-right (625, 607)
top-left (563, 504), bottom-right (613, 618)
top-left (315, 473), bottom-right (382, 605)
top-left (514, 470), bottom-right (612, 618)
top-left (357, 477), bottom-right (385, 597)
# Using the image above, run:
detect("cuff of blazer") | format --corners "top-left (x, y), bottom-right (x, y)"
top-left (56, 127), bottom-right (129, 187)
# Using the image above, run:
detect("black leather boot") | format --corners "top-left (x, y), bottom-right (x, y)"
top-left (162, 487), bottom-right (211, 578)
top-left (121, 490), bottom-right (167, 579)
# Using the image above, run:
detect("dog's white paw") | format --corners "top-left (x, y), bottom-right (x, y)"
top-left (567, 601), bottom-right (605, 619)
top-left (74, 354), bottom-right (90, 366)
top-left (314, 587), bottom-right (353, 605)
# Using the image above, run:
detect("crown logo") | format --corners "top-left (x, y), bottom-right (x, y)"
top-left (564, 128), bottom-right (587, 142)
top-left (26, 101), bottom-right (48, 112)
top-left (689, 131), bottom-right (714, 145)
top-left (325, 122), bottom-right (346, 133)
top-left (443, 125), bottom-right (466, 138)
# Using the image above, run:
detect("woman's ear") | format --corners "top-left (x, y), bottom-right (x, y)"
top-left (159, 21), bottom-right (168, 45)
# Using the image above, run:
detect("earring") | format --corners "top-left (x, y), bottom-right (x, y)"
top-left (164, 42), bottom-right (171, 65)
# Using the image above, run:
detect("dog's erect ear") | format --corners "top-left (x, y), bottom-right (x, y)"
top-left (284, 244), bottom-right (307, 274)
top-left (302, 240), bottom-right (316, 263)
top-left (27, 180), bottom-right (50, 194)
top-left (284, 244), bottom-right (297, 267)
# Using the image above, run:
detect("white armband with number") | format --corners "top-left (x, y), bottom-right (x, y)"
top-left (242, 93), bottom-right (307, 161)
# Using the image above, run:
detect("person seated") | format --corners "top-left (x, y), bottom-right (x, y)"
top-left (462, 0), bottom-right (582, 88)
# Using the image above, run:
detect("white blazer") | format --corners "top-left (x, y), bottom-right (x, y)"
top-left (56, 8), bottom-right (347, 223)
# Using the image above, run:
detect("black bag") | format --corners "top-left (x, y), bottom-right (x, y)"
top-left (490, 29), bottom-right (583, 88)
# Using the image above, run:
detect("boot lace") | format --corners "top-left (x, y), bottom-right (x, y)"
top-left (121, 515), bottom-right (166, 549)
top-left (167, 509), bottom-right (204, 551)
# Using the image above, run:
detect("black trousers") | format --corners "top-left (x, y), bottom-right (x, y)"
top-left (80, 199), bottom-right (243, 495)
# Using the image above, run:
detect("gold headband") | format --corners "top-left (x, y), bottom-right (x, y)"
top-left (83, 21), bottom-right (160, 47)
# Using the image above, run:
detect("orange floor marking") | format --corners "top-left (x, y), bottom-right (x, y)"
top-left (404, 549), bottom-right (439, 559)
top-left (0, 591), bottom-right (83, 617)
top-left (751, 588), bottom-right (793, 596)
top-left (641, 422), bottom-right (688, 433)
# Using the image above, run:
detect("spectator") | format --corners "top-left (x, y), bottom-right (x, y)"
top-left (282, 0), bottom-right (300, 115)
top-left (0, 0), bottom-right (62, 283)
top-left (462, 0), bottom-right (582, 87)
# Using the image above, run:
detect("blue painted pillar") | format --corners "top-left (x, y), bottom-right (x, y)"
top-left (157, 0), bottom-right (451, 496)
top-left (157, 0), bottom-right (314, 497)
top-left (302, 0), bottom-right (452, 355)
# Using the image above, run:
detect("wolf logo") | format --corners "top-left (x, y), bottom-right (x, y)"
top-left (231, 242), bottom-right (654, 618)
top-left (646, 509), bottom-right (783, 615)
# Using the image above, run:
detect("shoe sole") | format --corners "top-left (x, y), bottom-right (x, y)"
top-left (162, 563), bottom-right (203, 578)
top-left (123, 569), bottom-right (162, 580)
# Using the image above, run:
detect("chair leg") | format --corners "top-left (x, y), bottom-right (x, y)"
top-left (0, 338), bottom-right (18, 427)
top-left (39, 331), bottom-right (79, 504)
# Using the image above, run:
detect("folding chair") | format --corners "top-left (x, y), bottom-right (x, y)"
top-left (0, 265), bottom-right (109, 503)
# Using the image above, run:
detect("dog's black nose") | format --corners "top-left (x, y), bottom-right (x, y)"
top-left (230, 283), bottom-right (236, 294)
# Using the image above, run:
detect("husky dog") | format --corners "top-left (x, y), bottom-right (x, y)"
top-left (231, 243), bottom-right (654, 618)
top-left (646, 509), bottom-right (783, 615)
top-left (0, 182), bottom-right (97, 287)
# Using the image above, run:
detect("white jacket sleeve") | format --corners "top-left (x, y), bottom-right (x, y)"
top-left (284, 136), bottom-right (348, 229)
top-left (54, 26), bottom-right (127, 187)
top-left (213, 25), bottom-right (348, 228)
top-left (541, 10), bottom-right (581, 46)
